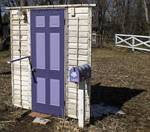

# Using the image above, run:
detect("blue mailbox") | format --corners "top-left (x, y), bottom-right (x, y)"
top-left (69, 64), bottom-right (91, 83)
top-left (70, 67), bottom-right (80, 83)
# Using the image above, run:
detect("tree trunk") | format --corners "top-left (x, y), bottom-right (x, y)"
top-left (143, 0), bottom-right (150, 35)
top-left (0, 7), bottom-right (3, 50)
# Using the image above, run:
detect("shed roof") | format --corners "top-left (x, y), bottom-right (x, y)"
top-left (6, 4), bottom-right (96, 10)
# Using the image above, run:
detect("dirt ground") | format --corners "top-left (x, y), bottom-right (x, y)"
top-left (0, 46), bottom-right (150, 132)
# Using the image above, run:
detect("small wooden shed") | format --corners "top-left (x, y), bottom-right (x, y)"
top-left (8, 4), bottom-right (95, 126)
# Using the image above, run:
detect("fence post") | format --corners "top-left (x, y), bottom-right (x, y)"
top-left (115, 34), bottom-right (117, 46)
top-left (132, 36), bottom-right (135, 52)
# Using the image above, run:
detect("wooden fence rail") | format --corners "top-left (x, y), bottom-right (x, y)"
top-left (115, 34), bottom-right (150, 52)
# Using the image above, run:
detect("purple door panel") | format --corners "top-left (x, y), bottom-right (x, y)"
top-left (36, 33), bottom-right (45, 69)
top-left (50, 79), bottom-right (60, 106)
top-left (36, 78), bottom-right (46, 104)
top-left (31, 9), bottom-right (64, 117)
top-left (50, 33), bottom-right (60, 71)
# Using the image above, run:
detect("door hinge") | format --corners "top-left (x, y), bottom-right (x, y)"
top-left (64, 19), bottom-right (65, 25)
top-left (64, 101), bottom-right (66, 106)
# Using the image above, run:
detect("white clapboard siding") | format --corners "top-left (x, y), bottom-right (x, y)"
top-left (13, 63), bottom-right (30, 69)
top-left (68, 60), bottom-right (77, 66)
top-left (14, 100), bottom-right (31, 109)
top-left (12, 40), bottom-right (29, 45)
top-left (12, 30), bottom-right (28, 36)
top-left (67, 93), bottom-right (77, 100)
top-left (11, 10), bottom-right (19, 15)
top-left (67, 90), bottom-right (77, 99)
top-left (14, 94), bottom-right (31, 101)
top-left (66, 60), bottom-right (90, 67)
top-left (13, 66), bottom-right (30, 72)
top-left (68, 7), bottom-right (89, 14)
top-left (67, 103), bottom-right (77, 111)
top-left (12, 18), bottom-right (25, 21)
top-left (12, 59), bottom-right (30, 65)
top-left (67, 109), bottom-right (77, 119)
top-left (78, 61), bottom-right (89, 65)
top-left (68, 43), bottom-right (89, 49)
top-left (68, 19), bottom-right (89, 26)
top-left (66, 7), bottom-right (91, 121)
top-left (12, 43), bottom-right (28, 47)
top-left (68, 25), bottom-right (89, 32)
top-left (68, 31), bottom-right (89, 38)
top-left (11, 9), bottom-right (31, 109)
top-left (67, 82), bottom-right (78, 88)
top-left (68, 54), bottom-right (88, 61)
top-left (68, 13), bottom-right (89, 19)
top-left (13, 49), bottom-right (29, 54)
top-left (13, 79), bottom-right (31, 85)
top-left (12, 25), bottom-right (28, 31)
top-left (12, 19), bottom-right (26, 23)
top-left (12, 46), bottom-right (29, 51)
top-left (13, 85), bottom-right (30, 91)
top-left (12, 35), bottom-right (28, 41)
top-left (67, 87), bottom-right (77, 94)
top-left (68, 60), bottom-right (89, 66)
top-left (78, 50), bottom-right (88, 55)
top-left (13, 91), bottom-right (31, 97)
top-left (12, 41), bottom-right (28, 45)
top-left (13, 51), bottom-right (30, 56)
top-left (13, 90), bottom-right (31, 96)
top-left (12, 21), bottom-right (28, 25)
top-left (68, 37), bottom-right (88, 43)
top-left (67, 98), bottom-right (77, 104)
top-left (12, 14), bottom-right (25, 19)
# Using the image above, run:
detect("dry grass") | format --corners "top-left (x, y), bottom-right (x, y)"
top-left (91, 46), bottom-right (150, 131)
top-left (0, 46), bottom-right (150, 132)
top-left (0, 50), bottom-right (11, 108)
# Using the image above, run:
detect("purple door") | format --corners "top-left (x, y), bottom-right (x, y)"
top-left (31, 9), bottom-right (64, 116)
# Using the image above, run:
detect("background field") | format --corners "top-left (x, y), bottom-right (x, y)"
top-left (0, 46), bottom-right (150, 131)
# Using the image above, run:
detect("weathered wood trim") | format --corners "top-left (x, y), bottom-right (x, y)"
top-left (10, 10), bottom-right (15, 105)
top-left (6, 4), bottom-right (96, 10)
top-left (64, 8), bottom-right (68, 117)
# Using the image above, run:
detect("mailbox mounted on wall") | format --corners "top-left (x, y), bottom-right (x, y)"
top-left (70, 64), bottom-right (91, 83)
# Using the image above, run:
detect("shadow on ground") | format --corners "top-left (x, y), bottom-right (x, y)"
top-left (90, 83), bottom-right (145, 123)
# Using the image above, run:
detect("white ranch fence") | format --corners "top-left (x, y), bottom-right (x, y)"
top-left (115, 34), bottom-right (150, 52)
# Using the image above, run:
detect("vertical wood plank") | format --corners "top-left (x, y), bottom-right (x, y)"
top-left (78, 81), bottom-right (85, 128)
top-left (10, 10), bottom-right (15, 105)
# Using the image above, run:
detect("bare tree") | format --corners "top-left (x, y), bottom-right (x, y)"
top-left (96, 0), bottom-right (110, 47)
top-left (143, 0), bottom-right (150, 35)
top-left (14, 0), bottom-right (28, 6)
top-left (39, 0), bottom-right (53, 5)
top-left (0, 7), bottom-right (3, 49)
